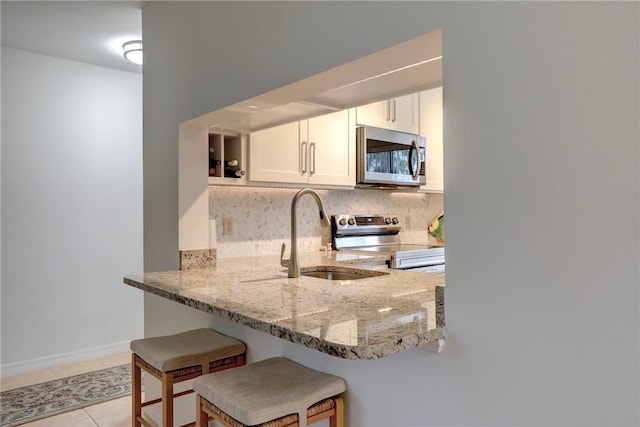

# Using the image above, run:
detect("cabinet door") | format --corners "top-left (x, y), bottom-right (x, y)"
top-left (356, 94), bottom-right (419, 134)
top-left (389, 93), bottom-right (419, 134)
top-left (355, 100), bottom-right (388, 129)
top-left (307, 110), bottom-right (354, 186)
top-left (249, 121), bottom-right (306, 184)
top-left (419, 87), bottom-right (444, 193)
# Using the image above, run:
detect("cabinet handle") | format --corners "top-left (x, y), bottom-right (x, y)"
top-left (301, 141), bottom-right (307, 173)
top-left (385, 100), bottom-right (391, 122)
top-left (310, 141), bottom-right (316, 174)
top-left (392, 99), bottom-right (397, 122)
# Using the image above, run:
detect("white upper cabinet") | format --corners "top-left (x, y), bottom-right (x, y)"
top-left (356, 93), bottom-right (419, 134)
top-left (248, 121), bottom-right (302, 184)
top-left (249, 109), bottom-right (354, 187)
top-left (305, 110), bottom-right (355, 186)
top-left (419, 87), bottom-right (444, 193)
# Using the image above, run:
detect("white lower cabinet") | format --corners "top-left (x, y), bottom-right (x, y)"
top-left (419, 87), bottom-right (444, 193)
top-left (356, 93), bottom-right (419, 134)
top-left (249, 109), bottom-right (354, 187)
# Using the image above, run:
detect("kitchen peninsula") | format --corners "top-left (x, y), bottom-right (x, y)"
top-left (124, 251), bottom-right (445, 360)
top-left (130, 28), bottom-right (447, 425)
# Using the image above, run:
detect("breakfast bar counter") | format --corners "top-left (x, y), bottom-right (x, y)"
top-left (124, 251), bottom-right (445, 360)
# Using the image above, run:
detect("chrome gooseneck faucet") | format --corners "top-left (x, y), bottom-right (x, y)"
top-left (280, 188), bottom-right (330, 278)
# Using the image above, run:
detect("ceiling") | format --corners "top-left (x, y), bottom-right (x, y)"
top-left (1, 1), bottom-right (144, 74)
top-left (1, 2), bottom-right (442, 132)
top-left (183, 30), bottom-right (443, 133)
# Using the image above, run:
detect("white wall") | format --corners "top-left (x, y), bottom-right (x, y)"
top-left (142, 2), bottom-right (639, 425)
top-left (1, 47), bottom-right (144, 373)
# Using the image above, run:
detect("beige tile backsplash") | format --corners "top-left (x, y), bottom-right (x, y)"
top-left (209, 187), bottom-right (443, 259)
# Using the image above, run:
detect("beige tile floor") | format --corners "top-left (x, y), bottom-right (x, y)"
top-left (1, 352), bottom-right (146, 427)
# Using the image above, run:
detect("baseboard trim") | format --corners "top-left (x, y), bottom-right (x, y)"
top-left (1, 341), bottom-right (131, 377)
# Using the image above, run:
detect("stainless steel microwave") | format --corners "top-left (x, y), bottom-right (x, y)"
top-left (356, 125), bottom-right (426, 187)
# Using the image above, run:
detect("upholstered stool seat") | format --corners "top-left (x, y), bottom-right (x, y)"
top-left (131, 328), bottom-right (246, 427)
top-left (193, 357), bottom-right (345, 427)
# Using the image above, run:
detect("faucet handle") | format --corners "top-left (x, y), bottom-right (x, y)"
top-left (280, 242), bottom-right (289, 267)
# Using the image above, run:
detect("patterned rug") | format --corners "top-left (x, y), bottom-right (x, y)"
top-left (1, 364), bottom-right (131, 427)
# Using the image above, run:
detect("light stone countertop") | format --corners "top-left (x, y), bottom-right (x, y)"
top-left (123, 251), bottom-right (445, 360)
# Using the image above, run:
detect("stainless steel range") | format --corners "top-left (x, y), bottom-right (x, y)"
top-left (331, 214), bottom-right (445, 273)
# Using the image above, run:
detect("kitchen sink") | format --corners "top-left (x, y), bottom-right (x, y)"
top-left (300, 267), bottom-right (388, 281)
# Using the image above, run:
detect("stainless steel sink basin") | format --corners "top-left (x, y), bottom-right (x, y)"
top-left (302, 271), bottom-right (368, 280)
top-left (300, 267), bottom-right (388, 281)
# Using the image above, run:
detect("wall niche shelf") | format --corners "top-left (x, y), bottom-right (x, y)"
top-left (208, 131), bottom-right (246, 186)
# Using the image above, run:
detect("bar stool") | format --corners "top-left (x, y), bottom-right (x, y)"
top-left (193, 357), bottom-right (346, 427)
top-left (131, 328), bottom-right (246, 427)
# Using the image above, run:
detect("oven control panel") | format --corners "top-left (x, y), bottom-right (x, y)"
top-left (331, 214), bottom-right (401, 236)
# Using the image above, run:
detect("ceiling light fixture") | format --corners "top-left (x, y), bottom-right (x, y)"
top-left (123, 40), bottom-right (143, 65)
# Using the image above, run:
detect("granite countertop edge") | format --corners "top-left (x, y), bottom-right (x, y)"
top-left (124, 252), bottom-right (445, 360)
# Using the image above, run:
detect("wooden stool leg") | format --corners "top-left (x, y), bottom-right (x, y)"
top-left (162, 372), bottom-right (174, 427)
top-left (330, 396), bottom-right (345, 427)
top-left (132, 354), bottom-right (142, 427)
top-left (195, 395), bottom-right (208, 427)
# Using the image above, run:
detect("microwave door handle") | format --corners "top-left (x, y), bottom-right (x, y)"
top-left (409, 139), bottom-right (421, 180)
